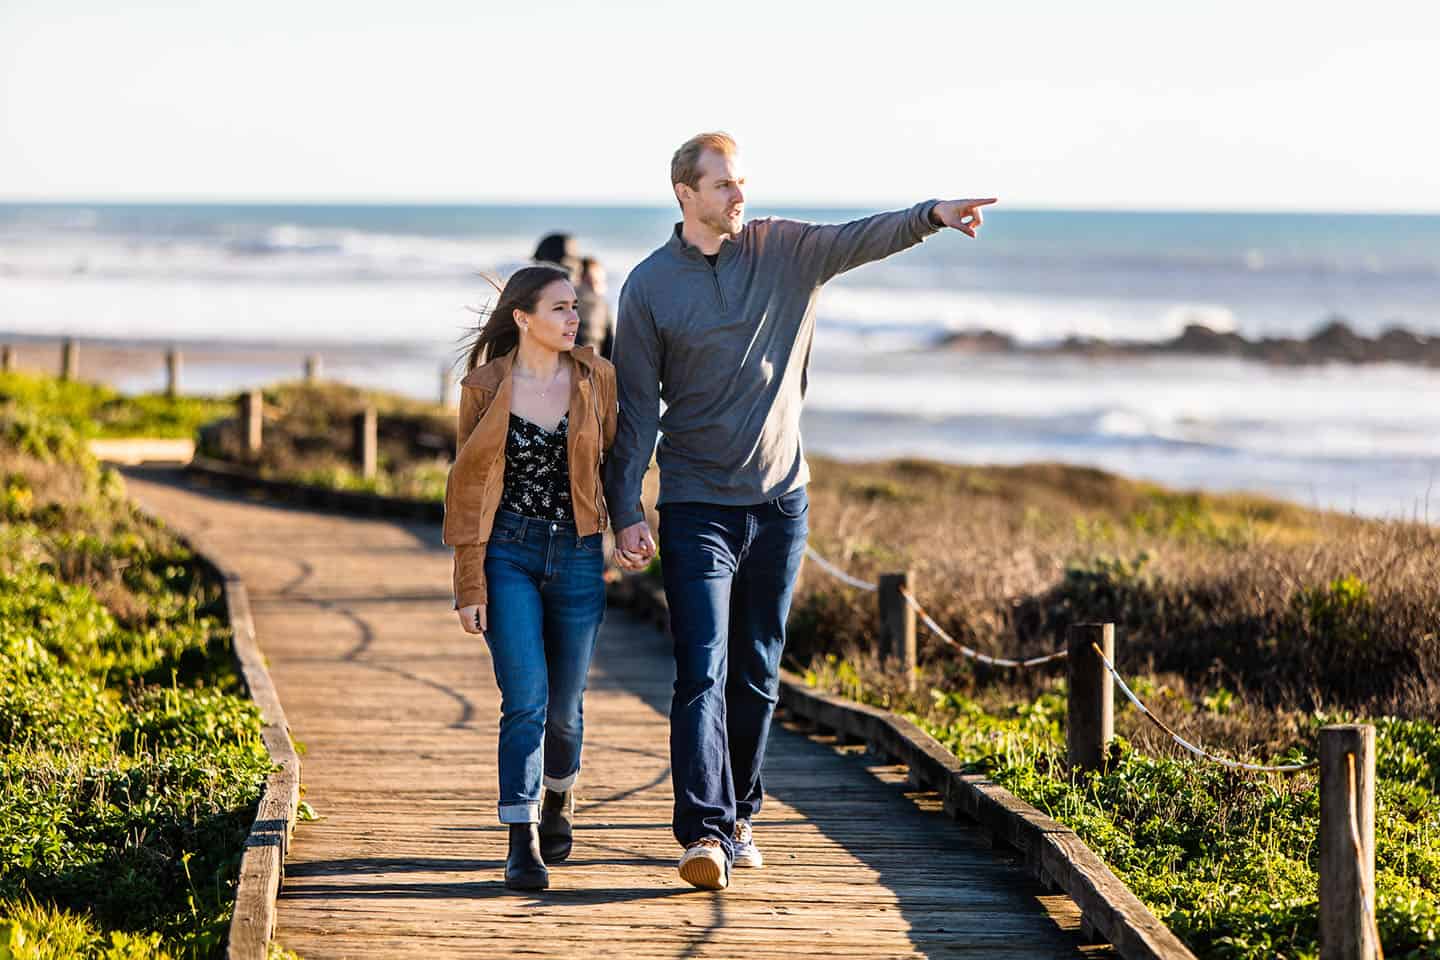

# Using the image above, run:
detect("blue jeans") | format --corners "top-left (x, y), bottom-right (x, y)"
top-left (483, 509), bottom-right (606, 824)
top-left (658, 488), bottom-right (809, 860)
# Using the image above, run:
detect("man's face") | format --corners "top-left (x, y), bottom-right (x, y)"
top-left (687, 149), bottom-right (746, 236)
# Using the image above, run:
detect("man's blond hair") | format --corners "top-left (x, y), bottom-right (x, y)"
top-left (671, 132), bottom-right (737, 191)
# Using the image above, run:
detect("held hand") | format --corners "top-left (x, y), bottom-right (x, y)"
top-left (457, 603), bottom-right (487, 636)
top-left (932, 198), bottom-right (998, 239)
top-left (615, 521), bottom-right (656, 572)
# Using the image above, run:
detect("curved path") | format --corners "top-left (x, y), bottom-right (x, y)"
top-left (124, 467), bottom-right (1110, 959)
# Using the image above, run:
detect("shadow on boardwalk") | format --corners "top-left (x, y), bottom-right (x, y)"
top-left (123, 465), bottom-right (1107, 959)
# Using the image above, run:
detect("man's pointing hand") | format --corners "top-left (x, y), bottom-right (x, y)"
top-left (930, 198), bottom-right (998, 239)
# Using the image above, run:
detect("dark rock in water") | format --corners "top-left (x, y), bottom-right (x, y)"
top-left (929, 317), bottom-right (1440, 368)
top-left (1169, 324), bottom-right (1248, 355)
top-left (1376, 326), bottom-right (1432, 363)
top-left (939, 329), bottom-right (1015, 352)
top-left (1307, 319), bottom-right (1368, 361)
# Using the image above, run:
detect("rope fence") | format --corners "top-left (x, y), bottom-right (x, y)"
top-left (1088, 641), bottom-right (1319, 774)
top-left (804, 545), bottom-right (1069, 670)
top-left (803, 543), bottom-right (1318, 774)
top-left (903, 588), bottom-right (1070, 669)
top-left (802, 543), bottom-right (1381, 956)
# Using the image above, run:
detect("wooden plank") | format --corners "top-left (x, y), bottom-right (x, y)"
top-left (774, 670), bottom-right (1195, 960)
top-left (123, 466), bottom-right (1112, 960)
top-left (126, 490), bottom-right (302, 960)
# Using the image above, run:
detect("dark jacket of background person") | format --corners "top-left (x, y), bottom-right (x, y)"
top-left (576, 288), bottom-right (614, 359)
top-left (443, 344), bottom-right (617, 608)
top-left (603, 202), bottom-right (940, 530)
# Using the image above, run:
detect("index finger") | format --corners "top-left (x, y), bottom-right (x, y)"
top-left (967, 198), bottom-right (998, 208)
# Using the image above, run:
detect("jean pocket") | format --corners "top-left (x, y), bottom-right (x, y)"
top-left (489, 517), bottom-right (524, 542)
top-left (774, 488), bottom-right (809, 519)
top-left (577, 533), bottom-right (603, 553)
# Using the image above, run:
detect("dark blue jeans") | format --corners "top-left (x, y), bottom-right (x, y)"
top-left (483, 509), bottom-right (606, 823)
top-left (658, 487), bottom-right (809, 860)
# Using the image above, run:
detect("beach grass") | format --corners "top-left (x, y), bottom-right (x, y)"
top-left (794, 457), bottom-right (1440, 958)
top-left (43, 370), bottom-right (1440, 954)
top-left (0, 370), bottom-right (231, 441)
top-left (0, 402), bottom-right (270, 957)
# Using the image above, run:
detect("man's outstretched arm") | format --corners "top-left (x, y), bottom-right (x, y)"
top-left (603, 277), bottom-right (662, 565)
top-left (791, 197), bottom-right (998, 285)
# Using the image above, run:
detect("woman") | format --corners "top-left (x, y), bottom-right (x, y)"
top-left (443, 264), bottom-right (617, 891)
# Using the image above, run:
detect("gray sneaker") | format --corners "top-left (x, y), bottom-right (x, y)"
top-left (733, 819), bottom-right (763, 868)
top-left (678, 837), bottom-right (730, 890)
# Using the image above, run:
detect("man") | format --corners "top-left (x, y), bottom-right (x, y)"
top-left (603, 131), bottom-right (995, 891)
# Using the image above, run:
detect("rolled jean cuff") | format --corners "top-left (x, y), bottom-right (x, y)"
top-left (498, 801), bottom-right (539, 824)
top-left (543, 770), bottom-right (578, 792)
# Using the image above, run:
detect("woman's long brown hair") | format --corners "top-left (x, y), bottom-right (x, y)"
top-left (460, 265), bottom-right (571, 372)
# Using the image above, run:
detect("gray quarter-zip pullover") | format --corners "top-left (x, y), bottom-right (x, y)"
top-left (603, 201), bottom-right (942, 529)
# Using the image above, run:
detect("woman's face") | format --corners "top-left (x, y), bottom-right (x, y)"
top-left (516, 279), bottom-right (579, 353)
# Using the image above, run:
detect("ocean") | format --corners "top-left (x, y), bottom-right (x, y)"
top-left (2, 202), bottom-right (1438, 519)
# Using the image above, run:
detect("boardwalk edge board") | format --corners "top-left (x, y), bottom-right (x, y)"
top-left (128, 497), bottom-right (302, 960)
top-left (614, 574), bottom-right (1197, 960)
top-left (152, 463), bottom-right (1192, 959)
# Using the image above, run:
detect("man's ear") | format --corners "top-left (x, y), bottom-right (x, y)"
top-left (674, 182), bottom-right (691, 209)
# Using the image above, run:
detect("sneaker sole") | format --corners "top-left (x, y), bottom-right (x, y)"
top-left (678, 855), bottom-right (728, 890)
top-left (733, 850), bottom-right (763, 869)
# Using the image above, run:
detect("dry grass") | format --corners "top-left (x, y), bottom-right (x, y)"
top-left (792, 456), bottom-right (1440, 732)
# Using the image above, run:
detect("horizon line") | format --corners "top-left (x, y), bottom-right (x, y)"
top-left (2, 196), bottom-right (1440, 218)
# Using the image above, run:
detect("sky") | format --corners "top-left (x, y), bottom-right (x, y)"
top-left (2, 0), bottom-right (1438, 212)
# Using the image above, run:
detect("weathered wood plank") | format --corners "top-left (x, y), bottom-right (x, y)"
top-left (126, 494), bottom-right (303, 960)
top-left (123, 466), bottom-right (1112, 960)
top-left (776, 671), bottom-right (1194, 960)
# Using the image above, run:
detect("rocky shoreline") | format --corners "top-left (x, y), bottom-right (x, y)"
top-left (941, 319), bottom-right (1440, 367)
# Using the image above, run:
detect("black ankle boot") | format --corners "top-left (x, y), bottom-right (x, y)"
top-left (505, 823), bottom-right (549, 891)
top-left (539, 788), bottom-right (574, 863)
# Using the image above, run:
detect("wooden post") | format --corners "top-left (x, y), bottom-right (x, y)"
top-left (876, 571), bottom-right (917, 692)
top-left (304, 354), bottom-right (322, 383)
top-left (1320, 724), bottom-right (1378, 960)
top-left (439, 364), bottom-right (458, 410)
top-left (240, 390), bottom-right (263, 459)
top-left (165, 348), bottom-right (181, 398)
top-left (353, 407), bottom-right (378, 480)
top-left (1066, 623), bottom-right (1114, 772)
top-left (60, 338), bottom-right (78, 381)
top-left (1, 345), bottom-right (13, 372)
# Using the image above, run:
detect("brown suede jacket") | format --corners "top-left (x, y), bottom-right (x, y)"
top-left (442, 345), bottom-right (617, 608)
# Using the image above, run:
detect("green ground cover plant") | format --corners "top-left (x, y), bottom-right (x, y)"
top-left (196, 380), bottom-right (453, 501)
top-left (807, 657), bottom-right (1440, 958)
top-left (0, 371), bottom-right (230, 440)
top-left (0, 402), bottom-right (270, 958)
top-left (794, 456), bottom-right (1440, 957)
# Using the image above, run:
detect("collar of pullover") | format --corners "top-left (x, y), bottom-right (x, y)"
top-left (667, 222), bottom-right (740, 265)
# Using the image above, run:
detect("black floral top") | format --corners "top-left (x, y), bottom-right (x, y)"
top-left (499, 413), bottom-right (574, 523)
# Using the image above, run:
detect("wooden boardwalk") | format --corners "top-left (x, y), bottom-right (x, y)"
top-left (125, 467), bottom-right (1110, 959)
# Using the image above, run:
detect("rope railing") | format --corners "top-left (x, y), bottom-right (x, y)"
top-left (902, 588), bottom-right (1070, 668)
top-left (802, 543), bottom-right (1317, 773)
top-left (802, 545), bottom-right (879, 592)
top-left (803, 545), bottom-right (1068, 669)
top-left (1089, 641), bottom-right (1319, 774)
top-left (802, 543), bottom-right (1378, 956)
